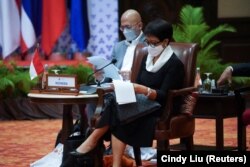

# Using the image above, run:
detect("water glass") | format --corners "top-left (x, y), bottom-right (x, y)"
top-left (203, 73), bottom-right (212, 93)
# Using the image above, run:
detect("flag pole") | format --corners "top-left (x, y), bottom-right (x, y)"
top-left (21, 51), bottom-right (27, 60)
top-left (36, 43), bottom-right (40, 51)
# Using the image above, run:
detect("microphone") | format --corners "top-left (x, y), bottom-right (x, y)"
top-left (86, 58), bottom-right (117, 85)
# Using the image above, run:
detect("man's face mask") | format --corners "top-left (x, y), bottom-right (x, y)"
top-left (123, 28), bottom-right (138, 41)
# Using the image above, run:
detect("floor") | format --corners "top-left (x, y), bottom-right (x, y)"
top-left (0, 118), bottom-right (249, 167)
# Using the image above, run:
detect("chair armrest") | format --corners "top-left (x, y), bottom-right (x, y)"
top-left (168, 87), bottom-right (197, 97)
top-left (160, 86), bottom-right (197, 124)
top-left (90, 87), bottom-right (114, 128)
top-left (94, 87), bottom-right (114, 114)
top-left (234, 86), bottom-right (250, 106)
top-left (97, 87), bottom-right (114, 94)
top-left (234, 86), bottom-right (250, 96)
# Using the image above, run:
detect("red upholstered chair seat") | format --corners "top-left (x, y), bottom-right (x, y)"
top-left (242, 109), bottom-right (250, 126)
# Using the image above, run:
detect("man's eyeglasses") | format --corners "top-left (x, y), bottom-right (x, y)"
top-left (145, 40), bottom-right (162, 48)
top-left (120, 22), bottom-right (140, 31)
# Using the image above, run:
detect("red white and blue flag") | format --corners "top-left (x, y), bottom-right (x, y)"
top-left (0, 0), bottom-right (118, 61)
top-left (20, 0), bottom-right (41, 53)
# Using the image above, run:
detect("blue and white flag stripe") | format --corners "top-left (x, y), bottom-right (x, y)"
top-left (21, 0), bottom-right (36, 51)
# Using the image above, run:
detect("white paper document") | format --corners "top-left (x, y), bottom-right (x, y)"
top-left (113, 80), bottom-right (136, 104)
top-left (87, 56), bottom-right (121, 80)
top-left (30, 143), bottom-right (63, 167)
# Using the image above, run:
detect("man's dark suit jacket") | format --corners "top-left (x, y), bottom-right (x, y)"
top-left (232, 63), bottom-right (250, 77)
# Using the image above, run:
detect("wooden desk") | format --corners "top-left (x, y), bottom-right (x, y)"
top-left (193, 93), bottom-right (244, 150)
top-left (28, 93), bottom-right (98, 144)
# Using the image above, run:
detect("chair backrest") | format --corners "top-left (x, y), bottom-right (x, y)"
top-left (131, 42), bottom-right (199, 87)
top-left (130, 43), bottom-right (148, 82)
top-left (170, 42), bottom-right (199, 87)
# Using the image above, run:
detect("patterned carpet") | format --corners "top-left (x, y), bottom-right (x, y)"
top-left (0, 118), bottom-right (249, 167)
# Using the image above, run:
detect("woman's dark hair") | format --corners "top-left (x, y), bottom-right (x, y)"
top-left (144, 18), bottom-right (173, 41)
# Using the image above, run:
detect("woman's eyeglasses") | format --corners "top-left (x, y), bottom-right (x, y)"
top-left (145, 40), bottom-right (162, 48)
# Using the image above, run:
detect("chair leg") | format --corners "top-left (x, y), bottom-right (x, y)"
top-left (180, 136), bottom-right (194, 150)
top-left (238, 119), bottom-right (247, 151)
top-left (78, 104), bottom-right (89, 134)
top-left (185, 136), bottom-right (194, 150)
top-left (93, 139), bottom-right (105, 167)
top-left (133, 147), bottom-right (142, 166)
top-left (157, 140), bottom-right (170, 151)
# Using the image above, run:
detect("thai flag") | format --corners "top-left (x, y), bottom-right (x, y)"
top-left (20, 0), bottom-right (42, 53)
top-left (0, 0), bottom-right (20, 59)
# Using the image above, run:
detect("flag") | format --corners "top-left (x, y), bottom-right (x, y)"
top-left (70, 0), bottom-right (90, 51)
top-left (20, 0), bottom-right (42, 53)
top-left (29, 48), bottom-right (44, 80)
top-left (41, 0), bottom-right (67, 56)
top-left (0, 0), bottom-right (20, 59)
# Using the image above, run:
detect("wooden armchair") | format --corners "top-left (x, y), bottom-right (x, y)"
top-left (94, 42), bottom-right (199, 166)
top-left (154, 42), bottom-right (199, 149)
top-left (131, 42), bottom-right (199, 165)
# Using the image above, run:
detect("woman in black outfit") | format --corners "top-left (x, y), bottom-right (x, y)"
top-left (71, 18), bottom-right (185, 167)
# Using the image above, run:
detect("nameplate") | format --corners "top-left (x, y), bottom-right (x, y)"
top-left (47, 74), bottom-right (77, 89)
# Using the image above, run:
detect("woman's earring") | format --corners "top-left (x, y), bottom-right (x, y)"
top-left (163, 41), bottom-right (167, 48)
top-left (164, 39), bottom-right (169, 47)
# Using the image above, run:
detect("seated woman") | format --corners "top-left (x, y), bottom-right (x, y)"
top-left (70, 18), bottom-right (185, 166)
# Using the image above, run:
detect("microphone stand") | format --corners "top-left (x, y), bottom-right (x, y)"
top-left (96, 80), bottom-right (101, 87)
top-left (86, 59), bottom-right (117, 85)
